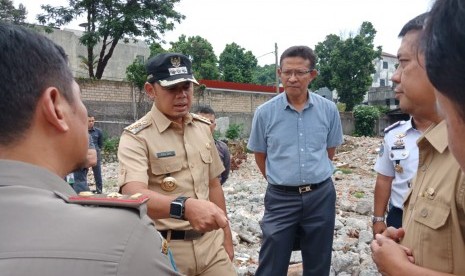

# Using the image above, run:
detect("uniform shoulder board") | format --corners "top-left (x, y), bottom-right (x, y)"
top-left (124, 119), bottom-right (151, 135)
top-left (55, 191), bottom-right (149, 218)
top-left (383, 120), bottom-right (405, 134)
top-left (191, 113), bottom-right (212, 125)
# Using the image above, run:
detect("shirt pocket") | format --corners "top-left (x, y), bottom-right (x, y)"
top-left (306, 126), bottom-right (327, 150)
top-left (150, 157), bottom-right (183, 175)
top-left (200, 149), bottom-right (212, 164)
top-left (413, 198), bottom-right (452, 271)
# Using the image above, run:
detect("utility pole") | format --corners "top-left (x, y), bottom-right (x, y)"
top-left (275, 42), bottom-right (279, 93)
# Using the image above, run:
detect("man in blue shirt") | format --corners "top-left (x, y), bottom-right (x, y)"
top-left (248, 45), bottom-right (343, 276)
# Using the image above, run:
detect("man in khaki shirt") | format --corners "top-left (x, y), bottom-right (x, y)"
top-left (0, 23), bottom-right (178, 276)
top-left (118, 53), bottom-right (236, 276)
top-left (371, 10), bottom-right (465, 275)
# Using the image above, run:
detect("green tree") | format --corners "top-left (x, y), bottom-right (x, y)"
top-left (313, 22), bottom-right (381, 111)
top-left (0, 0), bottom-right (27, 24)
top-left (170, 35), bottom-right (219, 80)
top-left (37, 0), bottom-right (184, 80)
top-left (253, 64), bottom-right (277, 86)
top-left (149, 42), bottom-right (167, 58)
top-left (126, 59), bottom-right (146, 92)
top-left (219, 42), bottom-right (257, 83)
top-left (126, 58), bottom-right (147, 118)
top-left (312, 34), bottom-right (341, 90)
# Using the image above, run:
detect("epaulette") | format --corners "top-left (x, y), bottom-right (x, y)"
top-left (55, 191), bottom-right (149, 218)
top-left (383, 120), bottom-right (405, 134)
top-left (191, 113), bottom-right (211, 125)
top-left (124, 119), bottom-right (151, 135)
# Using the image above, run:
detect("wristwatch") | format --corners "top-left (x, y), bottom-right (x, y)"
top-left (170, 196), bottom-right (189, 220)
top-left (372, 216), bottom-right (385, 224)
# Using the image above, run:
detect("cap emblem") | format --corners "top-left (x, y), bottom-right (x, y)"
top-left (171, 56), bottom-right (181, 67)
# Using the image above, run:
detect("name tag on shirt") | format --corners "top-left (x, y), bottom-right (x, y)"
top-left (157, 151), bottom-right (175, 158)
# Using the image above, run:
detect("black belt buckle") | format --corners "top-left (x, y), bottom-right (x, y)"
top-left (299, 185), bottom-right (312, 194)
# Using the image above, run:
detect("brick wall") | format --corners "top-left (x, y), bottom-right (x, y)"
top-left (78, 79), bottom-right (374, 138)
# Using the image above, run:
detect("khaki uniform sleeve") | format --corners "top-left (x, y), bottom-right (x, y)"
top-left (118, 132), bottom-right (150, 187)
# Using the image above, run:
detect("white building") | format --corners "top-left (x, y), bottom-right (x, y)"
top-left (42, 27), bottom-right (150, 81)
top-left (371, 52), bottom-right (397, 88)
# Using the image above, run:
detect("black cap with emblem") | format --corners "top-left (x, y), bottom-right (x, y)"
top-left (146, 53), bottom-right (199, 87)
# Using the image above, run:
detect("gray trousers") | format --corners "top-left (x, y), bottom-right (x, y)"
top-left (256, 178), bottom-right (336, 276)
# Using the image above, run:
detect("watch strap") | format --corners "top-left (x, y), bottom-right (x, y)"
top-left (372, 216), bottom-right (385, 223)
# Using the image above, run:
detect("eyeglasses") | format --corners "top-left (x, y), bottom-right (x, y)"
top-left (280, 69), bottom-right (312, 78)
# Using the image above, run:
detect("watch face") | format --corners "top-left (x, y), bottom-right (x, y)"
top-left (170, 201), bottom-right (183, 219)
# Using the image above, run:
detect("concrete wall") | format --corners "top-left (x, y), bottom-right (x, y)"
top-left (42, 28), bottom-right (150, 81)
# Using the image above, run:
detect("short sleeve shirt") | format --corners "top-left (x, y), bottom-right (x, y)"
top-left (118, 105), bottom-right (224, 230)
top-left (401, 121), bottom-right (465, 274)
top-left (247, 91), bottom-right (343, 185)
top-left (374, 118), bottom-right (422, 208)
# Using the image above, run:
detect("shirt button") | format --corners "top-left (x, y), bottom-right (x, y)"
top-left (190, 164), bottom-right (194, 168)
top-left (301, 164), bottom-right (305, 167)
top-left (301, 148), bottom-right (304, 152)
top-left (420, 208), bottom-right (428, 217)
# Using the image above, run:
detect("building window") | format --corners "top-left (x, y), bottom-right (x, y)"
top-left (383, 61), bottom-right (388, 69)
top-left (380, 79), bottom-right (386, 87)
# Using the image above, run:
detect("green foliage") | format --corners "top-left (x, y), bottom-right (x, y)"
top-left (37, 0), bottom-right (185, 79)
top-left (219, 42), bottom-right (258, 83)
top-left (213, 130), bottom-right (221, 140)
top-left (313, 22), bottom-right (382, 111)
top-left (225, 123), bottom-right (243, 140)
top-left (103, 136), bottom-right (120, 155)
top-left (336, 168), bottom-right (353, 174)
top-left (126, 59), bottom-right (146, 91)
top-left (253, 64), bottom-right (277, 86)
top-left (336, 102), bottom-right (346, 112)
top-left (352, 190), bottom-right (365, 199)
top-left (149, 42), bottom-right (167, 58)
top-left (0, 0), bottom-right (27, 24)
top-left (353, 105), bottom-right (380, 137)
top-left (373, 105), bottom-right (390, 115)
top-left (170, 35), bottom-right (219, 80)
top-left (312, 34), bottom-right (341, 91)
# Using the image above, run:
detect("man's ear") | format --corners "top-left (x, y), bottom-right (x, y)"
top-left (40, 87), bottom-right (70, 132)
top-left (309, 69), bottom-right (318, 82)
top-left (144, 82), bottom-right (156, 100)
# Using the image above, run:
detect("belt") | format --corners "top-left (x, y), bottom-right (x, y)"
top-left (270, 178), bottom-right (330, 194)
top-left (159, 230), bottom-right (204, 241)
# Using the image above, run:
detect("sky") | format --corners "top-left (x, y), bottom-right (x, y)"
top-left (15, 0), bottom-right (434, 66)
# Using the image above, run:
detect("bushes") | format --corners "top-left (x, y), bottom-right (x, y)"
top-left (225, 123), bottom-right (243, 140)
top-left (103, 136), bottom-right (120, 155)
top-left (353, 105), bottom-right (380, 137)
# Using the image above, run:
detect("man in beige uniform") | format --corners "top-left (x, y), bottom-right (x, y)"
top-left (371, 11), bottom-right (465, 275)
top-left (0, 23), bottom-right (178, 275)
top-left (118, 53), bottom-right (236, 276)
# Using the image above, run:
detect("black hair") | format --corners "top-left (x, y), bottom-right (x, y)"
top-left (424, 0), bottom-right (465, 121)
top-left (398, 12), bottom-right (429, 37)
top-left (195, 105), bottom-right (215, 115)
top-left (279, 46), bottom-right (317, 70)
top-left (0, 23), bottom-right (75, 145)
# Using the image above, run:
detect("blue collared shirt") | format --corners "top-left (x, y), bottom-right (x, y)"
top-left (247, 91), bottom-right (343, 185)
